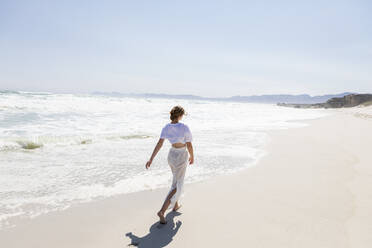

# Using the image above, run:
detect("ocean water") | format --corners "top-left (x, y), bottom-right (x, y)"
top-left (0, 91), bottom-right (328, 229)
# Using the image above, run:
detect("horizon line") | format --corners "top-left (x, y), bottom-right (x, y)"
top-left (0, 88), bottom-right (362, 99)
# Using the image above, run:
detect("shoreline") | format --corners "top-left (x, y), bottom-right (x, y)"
top-left (0, 111), bottom-right (321, 231)
top-left (1, 107), bottom-right (371, 247)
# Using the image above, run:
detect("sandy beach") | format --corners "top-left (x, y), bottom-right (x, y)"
top-left (1, 106), bottom-right (371, 248)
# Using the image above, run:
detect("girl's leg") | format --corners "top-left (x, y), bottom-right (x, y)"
top-left (172, 201), bottom-right (181, 211)
top-left (158, 149), bottom-right (187, 223)
top-left (157, 188), bottom-right (177, 224)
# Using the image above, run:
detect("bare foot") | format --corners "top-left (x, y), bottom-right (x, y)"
top-left (172, 203), bottom-right (182, 212)
top-left (157, 211), bottom-right (167, 224)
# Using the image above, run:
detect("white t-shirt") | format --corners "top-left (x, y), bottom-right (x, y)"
top-left (160, 122), bottom-right (192, 144)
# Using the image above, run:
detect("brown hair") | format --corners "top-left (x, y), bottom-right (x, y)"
top-left (170, 105), bottom-right (185, 121)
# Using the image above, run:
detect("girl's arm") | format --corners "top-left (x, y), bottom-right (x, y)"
top-left (146, 138), bottom-right (164, 169)
top-left (186, 142), bottom-right (194, 165)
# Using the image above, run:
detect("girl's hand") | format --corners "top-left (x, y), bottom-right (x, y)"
top-left (145, 160), bottom-right (152, 169)
top-left (188, 156), bottom-right (194, 165)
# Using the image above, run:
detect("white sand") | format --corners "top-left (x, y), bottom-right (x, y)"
top-left (1, 107), bottom-right (371, 248)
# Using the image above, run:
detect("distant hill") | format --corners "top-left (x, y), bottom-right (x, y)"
top-left (225, 92), bottom-right (354, 104)
top-left (278, 94), bottom-right (372, 108)
top-left (92, 91), bottom-right (354, 104)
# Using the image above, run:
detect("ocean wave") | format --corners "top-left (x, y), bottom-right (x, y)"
top-left (0, 90), bottom-right (20, 95)
top-left (0, 105), bottom-right (27, 110)
top-left (16, 141), bottom-right (43, 150)
top-left (119, 134), bottom-right (151, 140)
top-left (0, 140), bottom-right (43, 151)
top-left (0, 133), bottom-right (152, 152)
top-left (0, 90), bottom-right (54, 96)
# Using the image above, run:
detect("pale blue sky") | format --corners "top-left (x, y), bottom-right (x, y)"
top-left (1, 0), bottom-right (371, 97)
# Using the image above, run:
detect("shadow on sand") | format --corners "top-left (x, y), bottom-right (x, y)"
top-left (126, 211), bottom-right (182, 247)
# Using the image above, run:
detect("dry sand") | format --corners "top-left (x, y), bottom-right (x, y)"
top-left (1, 107), bottom-right (371, 248)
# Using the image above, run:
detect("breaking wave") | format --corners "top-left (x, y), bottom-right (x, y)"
top-left (0, 134), bottom-right (153, 152)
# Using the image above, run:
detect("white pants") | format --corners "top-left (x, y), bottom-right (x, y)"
top-left (164, 146), bottom-right (189, 210)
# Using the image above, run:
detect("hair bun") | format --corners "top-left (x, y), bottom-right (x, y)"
top-left (170, 106), bottom-right (185, 121)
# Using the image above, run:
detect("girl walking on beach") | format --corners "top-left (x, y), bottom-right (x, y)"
top-left (145, 106), bottom-right (194, 224)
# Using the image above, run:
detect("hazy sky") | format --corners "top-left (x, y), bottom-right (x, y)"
top-left (1, 0), bottom-right (371, 97)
